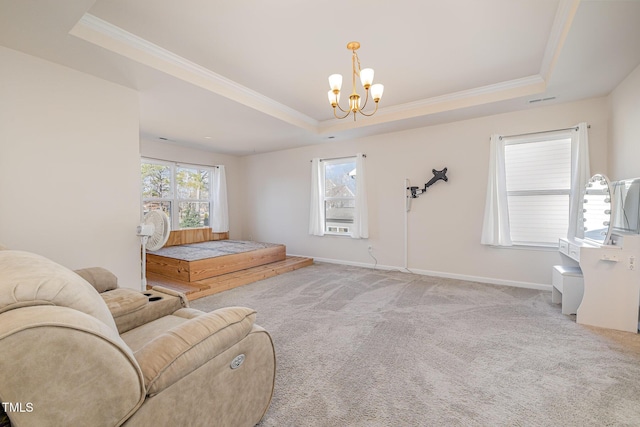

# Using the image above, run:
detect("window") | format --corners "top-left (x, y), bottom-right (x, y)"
top-left (141, 159), bottom-right (212, 230)
top-left (309, 154), bottom-right (368, 238)
top-left (481, 124), bottom-right (590, 248)
top-left (324, 158), bottom-right (357, 235)
top-left (504, 136), bottom-right (572, 246)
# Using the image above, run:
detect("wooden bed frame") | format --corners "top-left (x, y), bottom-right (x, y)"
top-left (146, 228), bottom-right (312, 300)
top-left (146, 243), bottom-right (287, 282)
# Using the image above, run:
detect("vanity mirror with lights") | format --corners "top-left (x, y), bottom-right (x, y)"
top-left (558, 174), bottom-right (640, 333)
top-left (583, 173), bottom-right (614, 245)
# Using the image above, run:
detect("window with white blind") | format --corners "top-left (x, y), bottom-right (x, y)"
top-left (504, 135), bottom-right (572, 246)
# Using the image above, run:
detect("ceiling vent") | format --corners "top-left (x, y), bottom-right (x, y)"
top-left (528, 96), bottom-right (557, 104)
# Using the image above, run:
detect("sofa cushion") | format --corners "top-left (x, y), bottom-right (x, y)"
top-left (74, 266), bottom-right (118, 293)
top-left (0, 250), bottom-right (117, 332)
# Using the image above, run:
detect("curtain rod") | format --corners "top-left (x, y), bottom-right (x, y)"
top-left (141, 156), bottom-right (220, 168)
top-left (309, 154), bottom-right (366, 162)
top-left (498, 124), bottom-right (590, 140)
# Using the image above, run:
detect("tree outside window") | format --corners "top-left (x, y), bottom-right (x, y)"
top-left (141, 160), bottom-right (211, 230)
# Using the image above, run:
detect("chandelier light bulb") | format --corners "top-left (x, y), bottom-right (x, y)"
top-left (360, 68), bottom-right (374, 89)
top-left (329, 74), bottom-right (343, 93)
top-left (327, 90), bottom-right (340, 107)
top-left (371, 84), bottom-right (384, 102)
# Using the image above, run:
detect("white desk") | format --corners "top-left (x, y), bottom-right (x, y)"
top-left (559, 235), bottom-right (640, 333)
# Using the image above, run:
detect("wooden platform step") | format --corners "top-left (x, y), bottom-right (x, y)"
top-left (146, 256), bottom-right (313, 301)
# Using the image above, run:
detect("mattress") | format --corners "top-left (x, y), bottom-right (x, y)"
top-left (148, 240), bottom-right (282, 262)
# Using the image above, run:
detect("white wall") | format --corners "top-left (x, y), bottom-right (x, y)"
top-left (0, 47), bottom-right (141, 288)
top-left (241, 97), bottom-right (609, 288)
top-left (139, 138), bottom-right (245, 239)
top-left (608, 63), bottom-right (640, 181)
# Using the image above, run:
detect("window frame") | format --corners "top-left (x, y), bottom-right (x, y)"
top-left (141, 158), bottom-right (214, 231)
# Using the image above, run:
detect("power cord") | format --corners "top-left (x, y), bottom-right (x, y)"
top-left (368, 246), bottom-right (378, 269)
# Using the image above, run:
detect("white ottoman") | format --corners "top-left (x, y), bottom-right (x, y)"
top-left (552, 265), bottom-right (584, 315)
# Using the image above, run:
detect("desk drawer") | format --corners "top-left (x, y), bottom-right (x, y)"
top-left (559, 239), bottom-right (569, 256)
top-left (559, 238), bottom-right (580, 262)
top-left (568, 243), bottom-right (580, 261)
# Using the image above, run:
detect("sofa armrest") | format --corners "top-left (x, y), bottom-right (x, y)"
top-left (112, 288), bottom-right (187, 334)
top-left (0, 305), bottom-right (145, 427)
top-left (134, 306), bottom-right (256, 396)
top-left (151, 285), bottom-right (189, 308)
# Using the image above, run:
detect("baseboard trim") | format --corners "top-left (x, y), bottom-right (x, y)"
top-left (292, 254), bottom-right (552, 292)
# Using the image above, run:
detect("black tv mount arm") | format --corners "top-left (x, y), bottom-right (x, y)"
top-left (407, 167), bottom-right (448, 198)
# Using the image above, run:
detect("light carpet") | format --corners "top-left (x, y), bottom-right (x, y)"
top-left (191, 262), bottom-right (640, 426)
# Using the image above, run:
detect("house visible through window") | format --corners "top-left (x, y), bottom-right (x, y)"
top-left (504, 134), bottom-right (572, 246)
top-left (324, 158), bottom-right (357, 235)
top-left (141, 159), bottom-right (212, 230)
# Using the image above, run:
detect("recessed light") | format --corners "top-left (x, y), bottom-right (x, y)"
top-left (204, 136), bottom-right (212, 139)
top-left (159, 136), bottom-right (168, 140)
top-left (328, 136), bottom-right (335, 139)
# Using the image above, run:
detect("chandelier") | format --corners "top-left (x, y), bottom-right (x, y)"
top-left (327, 41), bottom-right (384, 121)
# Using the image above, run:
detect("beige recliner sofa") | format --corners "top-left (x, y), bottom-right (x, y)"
top-left (0, 250), bottom-right (275, 427)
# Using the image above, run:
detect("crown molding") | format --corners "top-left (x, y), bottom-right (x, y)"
top-left (69, 14), bottom-right (319, 132)
top-left (539, 0), bottom-right (581, 80)
top-left (318, 75), bottom-right (547, 133)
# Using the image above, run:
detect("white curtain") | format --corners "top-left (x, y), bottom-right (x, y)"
top-left (351, 153), bottom-right (369, 239)
top-left (308, 158), bottom-right (324, 236)
top-left (480, 135), bottom-right (512, 246)
top-left (211, 165), bottom-right (229, 232)
top-left (567, 122), bottom-right (591, 240)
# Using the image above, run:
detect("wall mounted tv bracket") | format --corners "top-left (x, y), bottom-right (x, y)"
top-left (407, 168), bottom-right (448, 198)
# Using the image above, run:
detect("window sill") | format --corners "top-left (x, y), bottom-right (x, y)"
top-left (323, 232), bottom-right (353, 238)
top-left (487, 244), bottom-right (559, 252)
